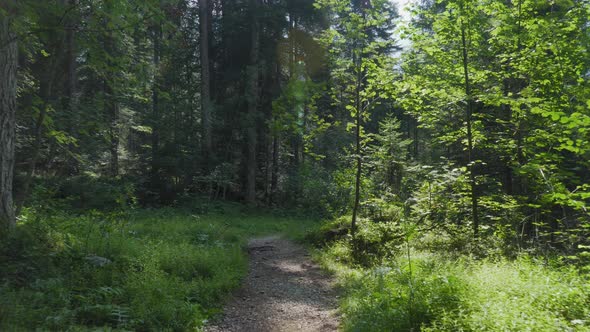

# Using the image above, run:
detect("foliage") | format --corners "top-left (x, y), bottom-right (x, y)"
top-left (316, 239), bottom-right (590, 332)
top-left (0, 204), bottom-right (318, 330)
top-left (18, 175), bottom-right (138, 213)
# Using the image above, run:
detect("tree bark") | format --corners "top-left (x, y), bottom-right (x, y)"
top-left (151, 17), bottom-right (162, 192)
top-left (351, 60), bottom-right (362, 237)
top-left (351, 38), bottom-right (364, 237)
top-left (461, 23), bottom-right (479, 238)
top-left (104, 1), bottom-right (119, 177)
top-left (200, 0), bottom-right (212, 163)
top-left (0, 10), bottom-right (17, 234)
top-left (246, 0), bottom-right (259, 204)
top-left (270, 62), bottom-right (281, 205)
top-left (63, 0), bottom-right (79, 175)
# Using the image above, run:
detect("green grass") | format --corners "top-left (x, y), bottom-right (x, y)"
top-left (0, 202), bottom-right (318, 331)
top-left (315, 235), bottom-right (590, 332)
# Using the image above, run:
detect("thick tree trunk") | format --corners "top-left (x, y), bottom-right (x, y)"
top-left (0, 12), bottom-right (17, 234)
top-left (246, 0), bottom-right (259, 204)
top-left (200, 0), bottom-right (212, 163)
top-left (461, 24), bottom-right (479, 238)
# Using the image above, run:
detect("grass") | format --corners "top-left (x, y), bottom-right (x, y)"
top-left (314, 228), bottom-right (590, 332)
top-left (0, 202), bottom-right (318, 331)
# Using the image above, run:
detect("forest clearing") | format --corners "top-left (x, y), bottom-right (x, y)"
top-left (1, 0), bottom-right (589, 330)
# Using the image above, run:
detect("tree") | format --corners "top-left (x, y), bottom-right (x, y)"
top-left (0, 2), bottom-right (18, 234)
top-left (317, 0), bottom-right (397, 234)
top-left (245, 0), bottom-right (260, 204)
top-left (401, 0), bottom-right (487, 237)
top-left (200, 0), bottom-right (212, 161)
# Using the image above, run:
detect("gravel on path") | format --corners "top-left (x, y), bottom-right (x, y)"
top-left (204, 235), bottom-right (340, 332)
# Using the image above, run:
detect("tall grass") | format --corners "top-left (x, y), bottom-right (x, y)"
top-left (0, 203), bottom-right (317, 331)
top-left (316, 237), bottom-right (590, 331)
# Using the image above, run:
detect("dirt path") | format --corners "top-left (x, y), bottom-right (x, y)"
top-left (204, 236), bottom-right (340, 332)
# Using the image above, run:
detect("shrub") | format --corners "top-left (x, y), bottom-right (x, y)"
top-left (350, 220), bottom-right (405, 266)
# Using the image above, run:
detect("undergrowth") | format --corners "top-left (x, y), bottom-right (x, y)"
top-left (0, 202), bottom-right (316, 331)
top-left (312, 219), bottom-right (590, 332)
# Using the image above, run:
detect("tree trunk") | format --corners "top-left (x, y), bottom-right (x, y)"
top-left (270, 64), bottom-right (280, 206)
top-left (104, 2), bottom-right (118, 177)
top-left (0, 10), bottom-right (17, 234)
top-left (461, 24), bottom-right (479, 237)
top-left (246, 0), bottom-right (259, 205)
top-left (63, 0), bottom-right (78, 175)
top-left (200, 0), bottom-right (212, 163)
top-left (271, 133), bottom-right (279, 204)
top-left (151, 18), bottom-right (162, 192)
top-left (351, 45), bottom-right (363, 237)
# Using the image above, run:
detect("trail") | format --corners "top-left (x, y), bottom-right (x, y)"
top-left (204, 236), bottom-right (340, 332)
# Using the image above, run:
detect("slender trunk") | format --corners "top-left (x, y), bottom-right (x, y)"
top-left (270, 63), bottom-right (280, 205)
top-left (105, 34), bottom-right (119, 177)
top-left (106, 89), bottom-right (119, 177)
top-left (271, 133), bottom-right (279, 204)
top-left (288, 14), bottom-right (301, 171)
top-left (351, 44), bottom-right (364, 236)
top-left (0, 11), bottom-right (18, 234)
top-left (104, 0), bottom-right (118, 177)
top-left (200, 0), bottom-right (212, 163)
top-left (246, 0), bottom-right (259, 204)
top-left (461, 24), bottom-right (479, 237)
top-left (413, 117), bottom-right (418, 158)
top-left (64, 0), bottom-right (78, 174)
top-left (503, 0), bottom-right (523, 196)
top-left (265, 126), bottom-right (273, 205)
top-left (152, 19), bottom-right (161, 189)
top-left (207, 0), bottom-right (215, 96)
top-left (502, 79), bottom-right (513, 195)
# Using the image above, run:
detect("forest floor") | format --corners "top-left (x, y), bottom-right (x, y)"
top-left (204, 235), bottom-right (340, 332)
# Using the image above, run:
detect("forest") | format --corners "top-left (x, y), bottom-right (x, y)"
top-left (1, 0), bottom-right (589, 330)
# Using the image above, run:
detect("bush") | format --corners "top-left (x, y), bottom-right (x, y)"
top-left (319, 244), bottom-right (590, 332)
top-left (350, 220), bottom-right (405, 266)
top-left (57, 175), bottom-right (137, 210)
top-left (337, 253), bottom-right (464, 331)
top-left (23, 174), bottom-right (137, 212)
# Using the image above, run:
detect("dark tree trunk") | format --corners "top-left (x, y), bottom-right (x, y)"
top-left (151, 18), bottom-right (162, 191)
top-left (63, 0), bottom-right (78, 175)
top-left (271, 133), bottom-right (279, 204)
top-left (246, 0), bottom-right (259, 204)
top-left (104, 1), bottom-right (118, 177)
top-left (0, 10), bottom-right (17, 234)
top-left (270, 63), bottom-right (280, 206)
top-left (200, 0), bottom-right (212, 163)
